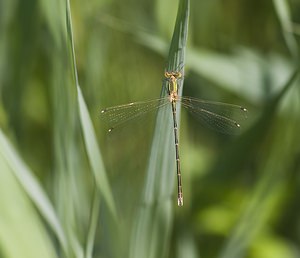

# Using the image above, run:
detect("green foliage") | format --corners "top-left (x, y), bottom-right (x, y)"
top-left (0, 0), bottom-right (300, 258)
top-left (129, 1), bottom-right (189, 258)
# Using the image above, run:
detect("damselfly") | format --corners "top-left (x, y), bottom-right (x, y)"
top-left (101, 71), bottom-right (247, 206)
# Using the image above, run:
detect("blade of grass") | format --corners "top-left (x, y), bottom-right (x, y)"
top-left (0, 155), bottom-right (57, 258)
top-left (50, 2), bottom-right (82, 256)
top-left (65, 1), bottom-right (118, 256)
top-left (66, 0), bottom-right (117, 220)
top-left (47, 1), bottom-right (99, 256)
top-left (77, 85), bottom-right (117, 220)
top-left (273, 0), bottom-right (299, 59)
top-left (0, 129), bottom-right (67, 255)
top-left (129, 0), bottom-right (189, 258)
top-left (85, 187), bottom-right (101, 258)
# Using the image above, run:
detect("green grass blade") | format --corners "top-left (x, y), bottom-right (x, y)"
top-left (66, 0), bottom-right (117, 220)
top-left (166, 0), bottom-right (190, 71)
top-left (273, 0), bottom-right (299, 59)
top-left (0, 129), bottom-right (67, 255)
top-left (0, 156), bottom-right (57, 258)
top-left (65, 0), bottom-right (117, 255)
top-left (129, 0), bottom-right (189, 257)
top-left (85, 188), bottom-right (101, 258)
top-left (77, 85), bottom-right (117, 220)
top-left (50, 1), bottom-right (83, 256)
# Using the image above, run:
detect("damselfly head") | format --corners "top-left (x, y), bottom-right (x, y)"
top-left (165, 71), bottom-right (182, 79)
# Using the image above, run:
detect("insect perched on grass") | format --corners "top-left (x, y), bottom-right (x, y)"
top-left (101, 70), bottom-right (247, 206)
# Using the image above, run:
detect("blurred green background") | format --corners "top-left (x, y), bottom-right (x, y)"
top-left (1, 0), bottom-right (300, 258)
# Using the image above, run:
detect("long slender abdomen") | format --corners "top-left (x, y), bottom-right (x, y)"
top-left (171, 102), bottom-right (183, 206)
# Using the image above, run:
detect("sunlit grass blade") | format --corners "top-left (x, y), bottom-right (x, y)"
top-left (0, 129), bottom-right (67, 256)
top-left (85, 187), bottom-right (101, 258)
top-left (48, 1), bottom-right (86, 257)
top-left (66, 0), bottom-right (118, 253)
top-left (77, 85), bottom-right (117, 220)
top-left (66, 0), bottom-right (116, 220)
top-left (129, 0), bottom-right (189, 257)
top-left (273, 0), bottom-right (299, 59)
top-left (0, 155), bottom-right (58, 258)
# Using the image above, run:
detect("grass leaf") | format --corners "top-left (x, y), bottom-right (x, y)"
top-left (65, 0), bottom-right (118, 255)
top-left (273, 0), bottom-right (299, 59)
top-left (77, 85), bottom-right (117, 220)
top-left (0, 129), bottom-right (67, 255)
top-left (129, 0), bottom-right (189, 257)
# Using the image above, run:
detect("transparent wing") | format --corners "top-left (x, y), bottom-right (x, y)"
top-left (100, 97), bottom-right (170, 132)
top-left (179, 96), bottom-right (247, 134)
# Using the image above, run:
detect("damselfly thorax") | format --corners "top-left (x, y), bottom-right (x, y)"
top-left (165, 71), bottom-right (182, 103)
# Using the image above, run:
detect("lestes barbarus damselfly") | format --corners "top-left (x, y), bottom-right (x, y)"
top-left (101, 71), bottom-right (247, 206)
